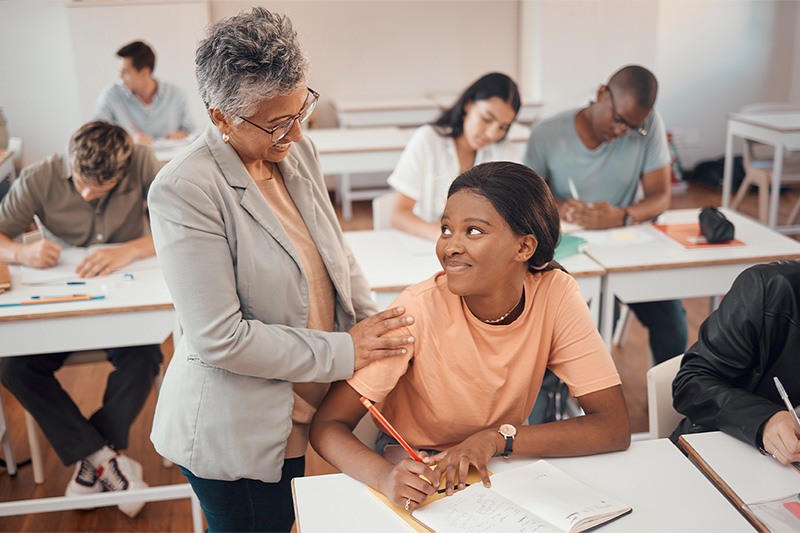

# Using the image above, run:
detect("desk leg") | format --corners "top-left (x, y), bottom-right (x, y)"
top-left (340, 173), bottom-right (352, 221)
top-left (191, 491), bottom-right (203, 533)
top-left (768, 143), bottom-right (785, 228)
top-left (721, 124), bottom-right (735, 208)
top-left (600, 276), bottom-right (615, 349)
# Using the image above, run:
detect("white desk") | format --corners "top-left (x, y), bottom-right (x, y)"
top-left (721, 111), bottom-right (800, 232)
top-left (344, 229), bottom-right (605, 324)
top-left (307, 123), bottom-right (531, 221)
top-left (679, 431), bottom-right (800, 531)
top-left (292, 439), bottom-right (751, 532)
top-left (0, 257), bottom-right (200, 530)
top-left (578, 208), bottom-right (800, 347)
top-left (333, 94), bottom-right (543, 128)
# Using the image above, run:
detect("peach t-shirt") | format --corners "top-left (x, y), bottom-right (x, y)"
top-left (348, 269), bottom-right (621, 450)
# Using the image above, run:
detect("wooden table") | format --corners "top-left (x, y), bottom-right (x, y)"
top-left (679, 431), bottom-right (800, 531)
top-left (293, 439), bottom-right (751, 532)
top-left (721, 111), bottom-right (800, 232)
top-left (576, 208), bottom-right (800, 347)
top-left (0, 253), bottom-right (200, 530)
top-left (344, 229), bottom-right (606, 323)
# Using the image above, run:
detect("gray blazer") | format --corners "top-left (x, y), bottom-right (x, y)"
top-left (148, 124), bottom-right (377, 482)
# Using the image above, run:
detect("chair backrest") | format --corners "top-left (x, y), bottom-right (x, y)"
top-left (646, 354), bottom-right (684, 439)
top-left (371, 191), bottom-right (397, 230)
top-left (7, 137), bottom-right (22, 174)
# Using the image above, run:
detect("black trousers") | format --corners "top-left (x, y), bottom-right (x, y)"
top-left (0, 344), bottom-right (162, 466)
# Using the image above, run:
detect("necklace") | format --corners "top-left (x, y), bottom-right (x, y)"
top-left (482, 293), bottom-right (524, 324)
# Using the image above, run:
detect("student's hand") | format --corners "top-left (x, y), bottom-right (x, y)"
top-left (76, 246), bottom-right (137, 278)
top-left (762, 411), bottom-right (800, 465)
top-left (429, 429), bottom-right (495, 495)
top-left (19, 239), bottom-right (61, 268)
top-left (132, 133), bottom-right (154, 145)
top-left (571, 202), bottom-right (623, 229)
top-left (163, 130), bottom-right (189, 140)
top-left (379, 456), bottom-right (439, 511)
top-left (559, 199), bottom-right (586, 224)
top-left (348, 307), bottom-right (414, 371)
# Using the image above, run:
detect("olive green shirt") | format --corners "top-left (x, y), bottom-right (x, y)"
top-left (0, 145), bottom-right (160, 246)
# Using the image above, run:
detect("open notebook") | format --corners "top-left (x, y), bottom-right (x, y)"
top-left (411, 460), bottom-right (631, 533)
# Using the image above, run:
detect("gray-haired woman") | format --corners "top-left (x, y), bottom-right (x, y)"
top-left (147, 8), bottom-right (413, 531)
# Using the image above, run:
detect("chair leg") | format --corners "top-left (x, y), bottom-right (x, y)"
top-left (787, 194), bottom-right (800, 226)
top-left (0, 392), bottom-right (17, 476)
top-left (612, 305), bottom-right (633, 347)
top-left (757, 180), bottom-right (769, 223)
top-left (730, 177), bottom-right (749, 211)
top-left (24, 411), bottom-right (45, 484)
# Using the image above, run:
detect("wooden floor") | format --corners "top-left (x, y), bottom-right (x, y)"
top-left (1, 180), bottom-right (798, 532)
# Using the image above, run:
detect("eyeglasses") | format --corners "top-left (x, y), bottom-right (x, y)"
top-left (605, 85), bottom-right (647, 137)
top-left (238, 88), bottom-right (319, 143)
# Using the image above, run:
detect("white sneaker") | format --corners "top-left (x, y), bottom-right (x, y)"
top-left (96, 453), bottom-right (149, 518)
top-left (65, 459), bottom-right (104, 497)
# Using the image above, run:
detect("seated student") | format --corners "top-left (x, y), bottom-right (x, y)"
top-left (389, 73), bottom-right (521, 240)
top-left (672, 261), bottom-right (800, 465)
top-left (0, 121), bottom-right (162, 517)
top-left (524, 65), bottom-right (686, 366)
top-left (94, 40), bottom-right (195, 145)
top-left (311, 162), bottom-right (630, 510)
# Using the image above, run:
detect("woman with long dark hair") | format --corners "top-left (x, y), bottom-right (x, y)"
top-left (389, 73), bottom-right (521, 240)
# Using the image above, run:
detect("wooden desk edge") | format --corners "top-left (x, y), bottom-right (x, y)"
top-left (677, 435), bottom-right (769, 532)
top-left (0, 303), bottom-right (174, 323)
top-left (592, 253), bottom-right (800, 273)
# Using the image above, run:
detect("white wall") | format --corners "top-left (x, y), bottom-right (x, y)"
top-left (521, 0), bottom-right (799, 169)
top-left (1, 0), bottom-right (799, 171)
top-left (210, 1), bottom-right (520, 128)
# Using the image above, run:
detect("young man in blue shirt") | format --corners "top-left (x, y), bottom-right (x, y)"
top-left (94, 40), bottom-right (194, 145)
top-left (524, 65), bottom-right (687, 365)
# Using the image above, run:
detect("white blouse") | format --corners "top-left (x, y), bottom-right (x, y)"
top-left (387, 125), bottom-right (520, 222)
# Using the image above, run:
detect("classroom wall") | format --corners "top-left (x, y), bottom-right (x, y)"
top-left (520, 0), bottom-right (799, 169)
top-left (1, 0), bottom-right (798, 172)
top-left (209, 0), bottom-right (520, 129)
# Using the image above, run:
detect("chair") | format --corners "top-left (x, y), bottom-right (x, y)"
top-left (730, 103), bottom-right (800, 225)
top-left (24, 350), bottom-right (169, 485)
top-left (646, 354), bottom-right (684, 439)
top-left (7, 137), bottom-right (22, 175)
top-left (371, 191), bottom-right (397, 230)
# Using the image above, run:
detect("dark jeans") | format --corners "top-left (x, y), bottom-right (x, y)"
top-left (626, 299), bottom-right (688, 365)
top-left (0, 344), bottom-right (162, 466)
top-left (179, 457), bottom-right (305, 533)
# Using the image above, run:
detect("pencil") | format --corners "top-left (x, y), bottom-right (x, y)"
top-left (774, 376), bottom-right (800, 431)
top-left (359, 396), bottom-right (423, 462)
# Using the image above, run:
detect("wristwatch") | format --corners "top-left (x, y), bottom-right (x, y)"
top-left (622, 208), bottom-right (635, 227)
top-left (498, 424), bottom-right (517, 457)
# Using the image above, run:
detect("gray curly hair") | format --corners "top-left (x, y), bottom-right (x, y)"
top-left (196, 7), bottom-right (309, 123)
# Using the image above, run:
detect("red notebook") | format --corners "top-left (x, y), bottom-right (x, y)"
top-left (653, 223), bottom-right (745, 248)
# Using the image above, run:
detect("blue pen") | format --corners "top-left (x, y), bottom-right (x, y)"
top-left (66, 281), bottom-right (86, 285)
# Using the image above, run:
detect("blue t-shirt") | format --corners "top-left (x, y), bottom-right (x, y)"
top-left (94, 79), bottom-right (195, 140)
top-left (523, 108), bottom-right (670, 208)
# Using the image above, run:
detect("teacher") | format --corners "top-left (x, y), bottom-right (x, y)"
top-left (147, 8), bottom-right (413, 532)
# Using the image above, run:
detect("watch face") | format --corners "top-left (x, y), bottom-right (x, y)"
top-left (499, 424), bottom-right (517, 438)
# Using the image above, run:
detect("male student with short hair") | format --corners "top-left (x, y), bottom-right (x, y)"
top-left (524, 65), bottom-right (687, 365)
top-left (0, 121), bottom-right (161, 518)
top-left (94, 40), bottom-right (194, 145)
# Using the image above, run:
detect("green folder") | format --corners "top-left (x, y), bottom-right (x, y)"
top-left (554, 234), bottom-right (588, 263)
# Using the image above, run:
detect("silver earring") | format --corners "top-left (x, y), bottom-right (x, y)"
top-left (222, 133), bottom-right (230, 143)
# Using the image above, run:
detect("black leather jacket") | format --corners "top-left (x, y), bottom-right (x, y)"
top-left (671, 261), bottom-right (800, 448)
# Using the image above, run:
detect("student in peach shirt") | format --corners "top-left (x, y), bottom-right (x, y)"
top-left (311, 161), bottom-right (630, 511)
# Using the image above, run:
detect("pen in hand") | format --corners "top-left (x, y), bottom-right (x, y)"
top-left (359, 396), bottom-right (423, 463)
top-left (567, 177), bottom-right (581, 201)
top-left (773, 376), bottom-right (800, 431)
top-left (33, 214), bottom-right (45, 235)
